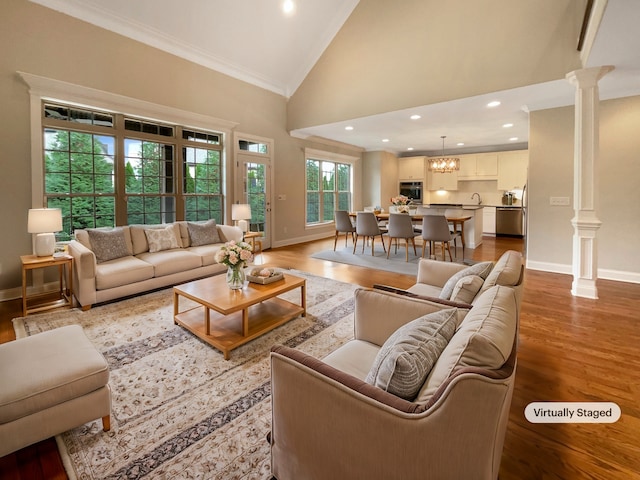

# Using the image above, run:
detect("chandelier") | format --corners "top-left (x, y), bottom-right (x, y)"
top-left (428, 136), bottom-right (460, 173)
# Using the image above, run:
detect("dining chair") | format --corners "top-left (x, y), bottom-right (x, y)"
top-left (385, 213), bottom-right (419, 261)
top-left (333, 210), bottom-right (356, 251)
top-left (413, 205), bottom-right (438, 233)
top-left (420, 215), bottom-right (460, 261)
top-left (353, 211), bottom-right (386, 256)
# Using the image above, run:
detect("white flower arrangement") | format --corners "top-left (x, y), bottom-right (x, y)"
top-left (390, 194), bottom-right (411, 205)
top-left (214, 240), bottom-right (253, 268)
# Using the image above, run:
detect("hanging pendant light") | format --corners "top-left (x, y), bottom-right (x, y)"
top-left (428, 136), bottom-right (460, 173)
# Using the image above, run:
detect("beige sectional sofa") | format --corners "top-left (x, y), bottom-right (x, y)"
top-left (270, 253), bottom-right (524, 479)
top-left (68, 221), bottom-right (243, 310)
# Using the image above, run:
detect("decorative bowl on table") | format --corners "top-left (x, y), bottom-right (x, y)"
top-left (247, 267), bottom-right (284, 284)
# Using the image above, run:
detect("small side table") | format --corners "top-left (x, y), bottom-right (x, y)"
top-left (21, 254), bottom-right (74, 317)
top-left (243, 231), bottom-right (263, 256)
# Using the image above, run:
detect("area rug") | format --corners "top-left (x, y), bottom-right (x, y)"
top-left (12, 270), bottom-right (358, 480)
top-left (311, 244), bottom-right (423, 276)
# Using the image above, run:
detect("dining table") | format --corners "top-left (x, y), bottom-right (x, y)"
top-left (350, 211), bottom-right (473, 258)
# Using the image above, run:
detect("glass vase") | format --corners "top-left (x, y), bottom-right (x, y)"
top-left (226, 265), bottom-right (245, 290)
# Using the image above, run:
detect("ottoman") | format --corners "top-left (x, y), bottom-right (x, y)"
top-left (0, 324), bottom-right (111, 457)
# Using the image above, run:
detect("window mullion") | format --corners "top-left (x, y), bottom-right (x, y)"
top-left (114, 113), bottom-right (128, 226)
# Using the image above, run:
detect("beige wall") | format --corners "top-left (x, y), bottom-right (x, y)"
top-left (362, 151), bottom-right (398, 209)
top-left (0, 0), bottom-right (360, 292)
top-left (288, 0), bottom-right (584, 130)
top-left (527, 95), bottom-right (640, 280)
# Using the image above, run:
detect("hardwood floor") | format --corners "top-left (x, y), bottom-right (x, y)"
top-left (1, 236), bottom-right (639, 479)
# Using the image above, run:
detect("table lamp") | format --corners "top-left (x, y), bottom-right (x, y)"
top-left (231, 204), bottom-right (251, 233)
top-left (28, 208), bottom-right (63, 256)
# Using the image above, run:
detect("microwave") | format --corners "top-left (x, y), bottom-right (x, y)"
top-left (399, 181), bottom-right (423, 203)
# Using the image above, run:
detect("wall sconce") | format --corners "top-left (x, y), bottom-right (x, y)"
top-left (231, 204), bottom-right (251, 233)
top-left (28, 208), bottom-right (63, 256)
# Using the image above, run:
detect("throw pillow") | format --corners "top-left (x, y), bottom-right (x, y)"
top-left (87, 228), bottom-right (130, 263)
top-left (187, 220), bottom-right (221, 247)
top-left (449, 275), bottom-right (485, 304)
top-left (365, 309), bottom-right (458, 401)
top-left (144, 225), bottom-right (180, 253)
top-left (439, 261), bottom-right (493, 300)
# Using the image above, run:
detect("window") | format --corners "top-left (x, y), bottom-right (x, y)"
top-left (41, 101), bottom-right (224, 236)
top-left (124, 138), bottom-right (176, 224)
top-left (239, 139), bottom-right (268, 154)
top-left (183, 146), bottom-right (223, 221)
top-left (305, 152), bottom-right (353, 225)
top-left (44, 128), bottom-right (116, 235)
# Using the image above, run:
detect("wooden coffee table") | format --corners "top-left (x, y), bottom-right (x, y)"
top-left (173, 273), bottom-right (306, 359)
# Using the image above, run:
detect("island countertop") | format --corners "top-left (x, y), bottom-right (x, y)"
top-left (424, 204), bottom-right (484, 210)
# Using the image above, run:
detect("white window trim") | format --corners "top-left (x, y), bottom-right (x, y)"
top-left (305, 148), bottom-right (358, 166)
top-left (18, 71), bottom-right (238, 207)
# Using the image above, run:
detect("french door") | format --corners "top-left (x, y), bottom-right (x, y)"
top-left (235, 135), bottom-right (273, 249)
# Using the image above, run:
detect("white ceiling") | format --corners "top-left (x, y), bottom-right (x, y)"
top-left (30, 0), bottom-right (360, 97)
top-left (31, 0), bottom-right (640, 155)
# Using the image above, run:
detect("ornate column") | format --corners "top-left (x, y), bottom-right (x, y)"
top-left (565, 66), bottom-right (613, 299)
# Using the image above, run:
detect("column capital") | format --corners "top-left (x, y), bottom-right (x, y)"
top-left (566, 65), bottom-right (614, 88)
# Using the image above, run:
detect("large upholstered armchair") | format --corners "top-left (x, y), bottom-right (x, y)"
top-left (270, 286), bottom-right (519, 480)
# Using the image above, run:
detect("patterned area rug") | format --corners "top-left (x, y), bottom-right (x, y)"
top-left (12, 271), bottom-right (358, 480)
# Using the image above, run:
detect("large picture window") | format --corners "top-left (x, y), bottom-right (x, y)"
top-left (305, 153), bottom-right (352, 225)
top-left (42, 101), bottom-right (224, 237)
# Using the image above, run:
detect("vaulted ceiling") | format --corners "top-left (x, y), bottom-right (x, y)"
top-left (30, 0), bottom-right (640, 154)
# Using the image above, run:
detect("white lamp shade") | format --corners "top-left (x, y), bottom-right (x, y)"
top-left (28, 208), bottom-right (63, 234)
top-left (28, 208), bottom-right (63, 256)
top-left (232, 204), bottom-right (251, 233)
top-left (231, 204), bottom-right (251, 221)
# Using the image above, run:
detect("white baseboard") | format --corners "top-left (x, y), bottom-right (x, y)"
top-left (526, 260), bottom-right (640, 284)
top-left (525, 260), bottom-right (572, 275)
top-left (598, 268), bottom-right (640, 284)
top-left (0, 281), bottom-right (63, 303)
top-left (272, 231), bottom-right (333, 249)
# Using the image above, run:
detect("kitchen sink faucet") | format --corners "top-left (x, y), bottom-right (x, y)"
top-left (471, 192), bottom-right (482, 204)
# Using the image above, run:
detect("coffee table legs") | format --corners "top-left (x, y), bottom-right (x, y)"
top-left (173, 279), bottom-right (306, 360)
top-left (242, 308), bottom-right (249, 336)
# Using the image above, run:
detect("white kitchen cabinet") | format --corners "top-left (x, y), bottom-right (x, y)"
top-left (476, 153), bottom-right (499, 177)
top-left (497, 151), bottom-right (528, 190)
top-left (458, 154), bottom-right (477, 179)
top-left (398, 156), bottom-right (426, 180)
top-left (427, 170), bottom-right (458, 190)
top-left (458, 153), bottom-right (498, 180)
top-left (483, 206), bottom-right (496, 235)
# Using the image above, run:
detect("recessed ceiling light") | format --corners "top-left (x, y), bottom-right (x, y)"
top-left (407, 147), bottom-right (414, 151)
top-left (457, 142), bottom-right (465, 146)
top-left (509, 137), bottom-right (519, 141)
top-left (382, 138), bottom-right (390, 143)
top-left (410, 114), bottom-right (421, 120)
top-left (282, 0), bottom-right (295, 15)
top-left (487, 101), bottom-right (501, 108)
top-left (344, 125), bottom-right (354, 131)
top-left (503, 123), bottom-right (514, 128)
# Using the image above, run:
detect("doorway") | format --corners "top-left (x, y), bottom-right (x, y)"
top-left (235, 134), bottom-right (273, 249)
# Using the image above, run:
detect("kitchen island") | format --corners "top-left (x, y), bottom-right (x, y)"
top-left (425, 204), bottom-right (484, 249)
